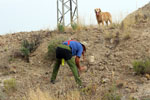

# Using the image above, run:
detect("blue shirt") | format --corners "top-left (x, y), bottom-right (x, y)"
top-left (63, 40), bottom-right (83, 57)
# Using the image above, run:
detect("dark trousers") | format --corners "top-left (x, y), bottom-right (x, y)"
top-left (50, 44), bottom-right (82, 86)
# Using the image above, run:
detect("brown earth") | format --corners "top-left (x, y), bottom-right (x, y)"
top-left (0, 3), bottom-right (150, 100)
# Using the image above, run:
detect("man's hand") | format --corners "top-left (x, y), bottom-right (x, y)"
top-left (75, 56), bottom-right (87, 72)
top-left (79, 66), bottom-right (87, 72)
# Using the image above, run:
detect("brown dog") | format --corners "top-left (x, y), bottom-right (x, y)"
top-left (95, 8), bottom-right (112, 26)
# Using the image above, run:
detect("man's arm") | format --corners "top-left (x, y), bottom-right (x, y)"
top-left (75, 56), bottom-right (87, 73)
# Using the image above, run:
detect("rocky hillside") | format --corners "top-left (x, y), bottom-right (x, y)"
top-left (0, 3), bottom-right (150, 100)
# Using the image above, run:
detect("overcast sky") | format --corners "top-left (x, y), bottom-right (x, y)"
top-left (0, 0), bottom-right (149, 35)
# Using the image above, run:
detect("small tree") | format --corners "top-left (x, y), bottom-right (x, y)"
top-left (20, 35), bottom-right (41, 62)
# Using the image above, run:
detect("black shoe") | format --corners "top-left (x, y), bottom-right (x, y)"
top-left (50, 80), bottom-right (55, 84)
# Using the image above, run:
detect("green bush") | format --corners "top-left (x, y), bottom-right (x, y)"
top-left (133, 59), bottom-right (150, 75)
top-left (47, 37), bottom-right (67, 60)
top-left (20, 36), bottom-right (41, 62)
top-left (4, 78), bottom-right (17, 93)
top-left (58, 24), bottom-right (65, 32)
top-left (20, 40), bottom-right (32, 62)
top-left (71, 23), bottom-right (78, 30)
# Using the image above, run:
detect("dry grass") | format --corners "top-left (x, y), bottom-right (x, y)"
top-left (122, 30), bottom-right (131, 40)
top-left (27, 88), bottom-right (81, 100)
top-left (28, 88), bottom-right (55, 100)
top-left (3, 78), bottom-right (17, 94)
top-left (104, 31), bottom-right (113, 40)
top-left (76, 16), bottom-right (87, 31)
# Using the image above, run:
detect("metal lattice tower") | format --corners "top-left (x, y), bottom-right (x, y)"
top-left (57, 0), bottom-right (78, 26)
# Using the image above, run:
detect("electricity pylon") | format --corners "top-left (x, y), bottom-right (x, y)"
top-left (57, 0), bottom-right (78, 27)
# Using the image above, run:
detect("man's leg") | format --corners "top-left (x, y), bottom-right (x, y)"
top-left (50, 59), bottom-right (61, 83)
top-left (66, 58), bottom-right (82, 86)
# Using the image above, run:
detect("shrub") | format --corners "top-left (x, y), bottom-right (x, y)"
top-left (133, 59), bottom-right (150, 75)
top-left (4, 78), bottom-right (17, 93)
top-left (20, 40), bottom-right (32, 62)
top-left (71, 23), bottom-right (78, 30)
top-left (20, 35), bottom-right (41, 62)
top-left (47, 37), bottom-right (67, 61)
top-left (58, 24), bottom-right (65, 32)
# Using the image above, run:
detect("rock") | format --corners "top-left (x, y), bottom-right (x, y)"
top-left (145, 74), bottom-right (150, 80)
top-left (101, 78), bottom-right (110, 84)
top-left (125, 88), bottom-right (131, 93)
top-left (10, 66), bottom-right (17, 74)
top-left (88, 56), bottom-right (95, 63)
top-left (116, 80), bottom-right (126, 88)
top-left (129, 66), bottom-right (134, 69)
top-left (126, 85), bottom-right (138, 93)
top-left (105, 51), bottom-right (111, 57)
top-left (140, 77), bottom-right (148, 83)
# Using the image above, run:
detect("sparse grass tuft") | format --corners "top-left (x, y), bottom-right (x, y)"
top-left (143, 98), bottom-right (150, 100)
top-left (76, 16), bottom-right (87, 31)
top-left (133, 58), bottom-right (150, 75)
top-left (102, 85), bottom-right (121, 100)
top-left (120, 21), bottom-right (129, 31)
top-left (129, 97), bottom-right (138, 100)
top-left (66, 90), bottom-right (81, 100)
top-left (109, 23), bottom-right (121, 29)
top-left (0, 89), bottom-right (8, 100)
top-left (122, 30), bottom-right (131, 40)
top-left (28, 88), bottom-right (55, 100)
top-left (80, 84), bottom-right (97, 95)
top-left (58, 24), bottom-right (65, 32)
top-left (71, 23), bottom-right (78, 30)
top-left (104, 31), bottom-right (113, 40)
top-left (4, 78), bottom-right (17, 93)
top-left (27, 88), bottom-right (81, 100)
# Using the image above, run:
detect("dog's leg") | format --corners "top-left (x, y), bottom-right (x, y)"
top-left (106, 21), bottom-right (108, 26)
top-left (97, 22), bottom-right (100, 28)
top-left (109, 18), bottom-right (112, 25)
top-left (102, 21), bottom-right (104, 26)
top-left (99, 23), bottom-right (100, 28)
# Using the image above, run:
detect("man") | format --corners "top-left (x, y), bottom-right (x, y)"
top-left (50, 40), bottom-right (86, 86)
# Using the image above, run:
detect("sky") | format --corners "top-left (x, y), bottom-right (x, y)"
top-left (0, 0), bottom-right (150, 35)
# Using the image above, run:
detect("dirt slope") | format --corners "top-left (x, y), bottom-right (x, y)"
top-left (0, 3), bottom-right (150, 100)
